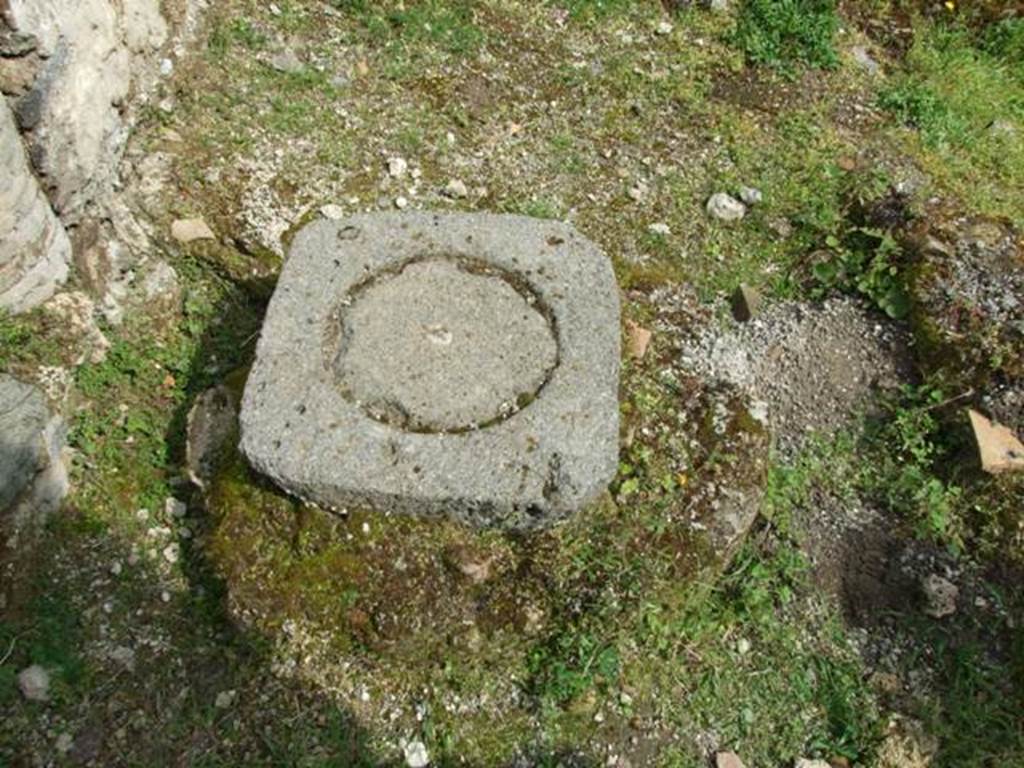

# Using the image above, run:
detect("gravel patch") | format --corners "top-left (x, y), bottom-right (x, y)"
top-left (680, 297), bottom-right (912, 454)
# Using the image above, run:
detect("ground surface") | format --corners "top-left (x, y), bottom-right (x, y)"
top-left (2, 2), bottom-right (1023, 767)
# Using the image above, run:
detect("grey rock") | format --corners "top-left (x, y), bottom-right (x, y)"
top-left (17, 664), bottom-right (50, 701)
top-left (922, 573), bottom-right (958, 618)
top-left (730, 283), bottom-right (762, 322)
top-left (0, 94), bottom-right (70, 312)
top-left (5, 0), bottom-right (168, 218)
top-left (706, 192), bottom-right (746, 222)
top-left (388, 156), bottom-right (408, 178)
top-left (707, 0), bottom-right (730, 11)
top-left (140, 260), bottom-right (181, 319)
top-left (269, 49), bottom-right (303, 74)
top-left (739, 186), bottom-right (763, 206)
top-left (186, 385), bottom-right (238, 488)
top-left (0, 30), bottom-right (38, 57)
top-left (1, 375), bottom-right (68, 533)
top-left (336, 259), bottom-right (557, 431)
top-left (241, 213), bottom-right (620, 530)
top-left (404, 740), bottom-right (429, 768)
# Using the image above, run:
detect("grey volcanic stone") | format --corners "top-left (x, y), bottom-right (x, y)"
top-left (241, 212), bottom-right (620, 529)
top-left (334, 259), bottom-right (558, 432)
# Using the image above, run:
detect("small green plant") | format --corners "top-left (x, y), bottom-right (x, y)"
top-left (732, 0), bottom-right (839, 74)
top-left (527, 623), bottom-right (620, 706)
top-left (811, 226), bottom-right (911, 319)
top-left (860, 385), bottom-right (963, 547)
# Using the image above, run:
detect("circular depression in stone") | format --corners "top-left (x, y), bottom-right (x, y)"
top-left (332, 258), bottom-right (558, 432)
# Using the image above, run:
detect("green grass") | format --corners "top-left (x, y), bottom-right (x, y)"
top-left (731, 0), bottom-right (840, 74)
top-left (879, 23), bottom-right (1024, 223)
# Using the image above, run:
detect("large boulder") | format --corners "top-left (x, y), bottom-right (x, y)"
top-left (0, 374), bottom-right (68, 545)
top-left (3, 0), bottom-right (167, 220)
top-left (0, 93), bottom-right (69, 312)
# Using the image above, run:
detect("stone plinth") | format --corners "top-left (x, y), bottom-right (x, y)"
top-left (240, 212), bottom-right (620, 529)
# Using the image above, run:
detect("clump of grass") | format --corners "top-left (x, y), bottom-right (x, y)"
top-left (878, 23), bottom-right (1024, 223)
top-left (731, 0), bottom-right (840, 74)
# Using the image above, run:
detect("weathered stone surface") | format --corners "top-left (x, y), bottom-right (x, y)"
top-left (187, 386), bottom-right (239, 489)
top-left (41, 291), bottom-right (109, 365)
top-left (334, 259), bottom-right (558, 432)
top-left (0, 94), bottom-right (70, 312)
top-left (0, 374), bottom-right (68, 540)
top-left (241, 213), bottom-right (621, 529)
top-left (4, 0), bottom-right (167, 218)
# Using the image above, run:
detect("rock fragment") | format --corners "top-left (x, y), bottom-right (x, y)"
top-left (922, 573), bottom-right (958, 618)
top-left (626, 320), bottom-right (652, 360)
top-left (851, 45), bottom-right (881, 76)
top-left (716, 752), bottom-right (747, 768)
top-left (967, 409), bottom-right (1024, 474)
top-left (730, 283), bottom-right (762, 323)
top-left (269, 49), bottom-right (303, 74)
top-left (171, 218), bottom-right (215, 243)
top-left (388, 157), bottom-right (408, 178)
top-left (444, 179), bottom-right (468, 199)
top-left (706, 192), bottom-right (746, 221)
top-left (404, 740), bottom-right (429, 768)
top-left (739, 186), bottom-right (763, 206)
top-left (320, 204), bottom-right (345, 220)
top-left (186, 386), bottom-right (239, 489)
top-left (17, 664), bottom-right (50, 701)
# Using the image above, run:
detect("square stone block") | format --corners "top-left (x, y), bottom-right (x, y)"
top-left (240, 212), bottom-right (620, 529)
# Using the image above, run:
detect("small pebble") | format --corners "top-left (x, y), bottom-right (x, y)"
top-left (739, 186), bottom-right (763, 206)
top-left (165, 497), bottom-right (187, 519)
top-left (17, 665), bottom-right (50, 702)
top-left (706, 192), bottom-right (746, 222)
top-left (444, 179), bottom-right (469, 199)
top-left (404, 740), bottom-right (429, 768)
top-left (388, 157), bottom-right (409, 178)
